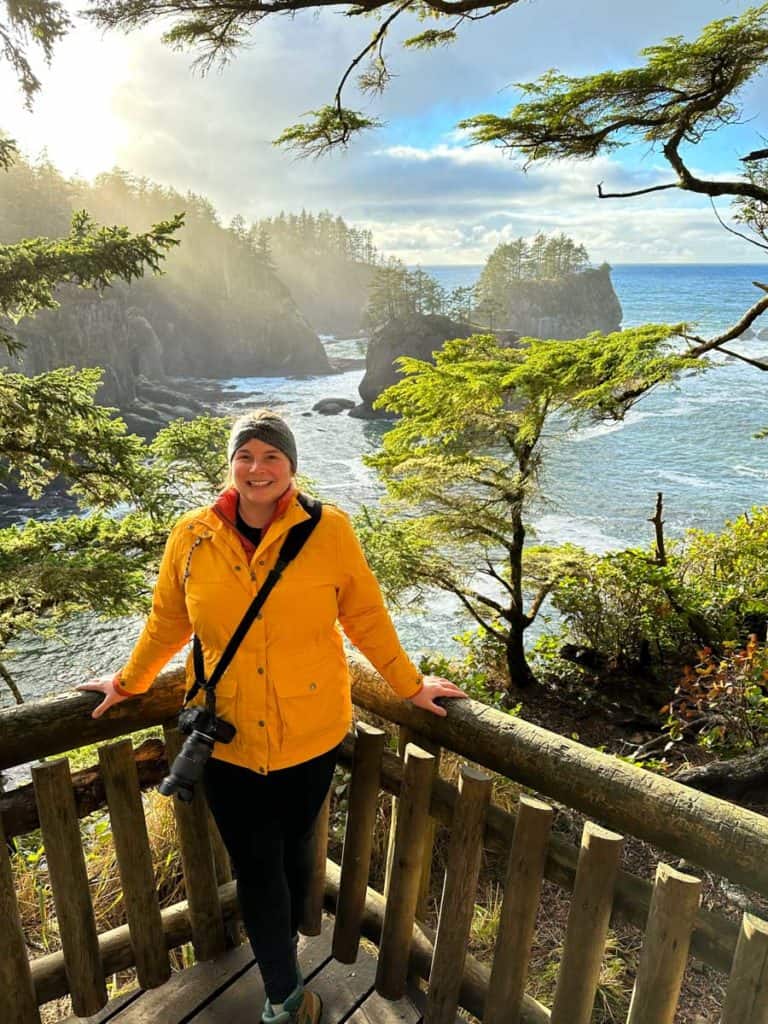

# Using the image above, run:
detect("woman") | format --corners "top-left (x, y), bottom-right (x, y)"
top-left (79, 409), bottom-right (465, 1024)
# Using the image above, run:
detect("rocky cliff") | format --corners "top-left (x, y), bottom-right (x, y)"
top-left (3, 261), bottom-right (331, 432)
top-left (353, 314), bottom-right (507, 418)
top-left (354, 265), bottom-right (623, 416)
top-left (503, 264), bottom-right (622, 339)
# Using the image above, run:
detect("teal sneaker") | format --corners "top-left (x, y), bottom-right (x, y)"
top-left (262, 983), bottom-right (322, 1024)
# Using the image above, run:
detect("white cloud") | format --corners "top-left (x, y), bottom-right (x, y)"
top-left (2, 0), bottom-right (767, 264)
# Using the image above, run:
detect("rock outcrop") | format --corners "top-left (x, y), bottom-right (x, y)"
top-left (353, 313), bottom-right (477, 418)
top-left (353, 265), bottom-right (623, 415)
top-left (503, 264), bottom-right (622, 339)
top-left (3, 270), bottom-right (330, 425)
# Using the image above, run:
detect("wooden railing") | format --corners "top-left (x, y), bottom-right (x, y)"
top-left (2, 654), bottom-right (768, 1023)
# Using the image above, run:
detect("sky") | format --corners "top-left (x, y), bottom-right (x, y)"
top-left (2, 0), bottom-right (768, 264)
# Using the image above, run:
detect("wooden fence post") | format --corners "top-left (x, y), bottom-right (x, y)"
top-left (384, 725), bottom-right (441, 918)
top-left (485, 795), bottom-right (554, 1024)
top-left (163, 726), bottom-right (226, 960)
top-left (32, 759), bottom-right (107, 1017)
top-left (626, 862), bottom-right (701, 1024)
top-left (99, 739), bottom-right (171, 989)
top-left (0, 813), bottom-right (40, 1023)
top-left (425, 766), bottom-right (492, 1024)
top-left (550, 821), bottom-right (624, 1024)
top-left (300, 789), bottom-right (331, 936)
top-left (721, 912), bottom-right (768, 1024)
top-left (333, 723), bottom-right (386, 963)
top-left (376, 744), bottom-right (435, 1000)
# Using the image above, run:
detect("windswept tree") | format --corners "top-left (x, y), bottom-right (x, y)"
top-left (365, 328), bottom-right (701, 691)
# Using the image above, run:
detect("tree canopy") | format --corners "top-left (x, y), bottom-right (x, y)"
top-left (365, 326), bottom-right (701, 690)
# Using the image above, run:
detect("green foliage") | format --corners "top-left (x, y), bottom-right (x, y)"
top-left (252, 209), bottom-right (377, 267)
top-left (365, 259), bottom-right (448, 327)
top-left (0, 367), bottom-right (147, 503)
top-left (366, 328), bottom-right (697, 687)
top-left (680, 507), bottom-right (768, 636)
top-left (0, 409), bottom-right (230, 662)
top-left (0, 207), bottom-right (183, 353)
top-left (664, 638), bottom-right (768, 754)
top-left (1, 0), bottom-right (71, 104)
top-left (273, 105), bottom-right (383, 157)
top-left (460, 6), bottom-right (768, 159)
top-left (403, 28), bottom-right (457, 49)
top-left (548, 548), bottom-right (695, 666)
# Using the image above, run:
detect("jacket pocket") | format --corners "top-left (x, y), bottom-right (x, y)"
top-left (275, 668), bottom-right (339, 743)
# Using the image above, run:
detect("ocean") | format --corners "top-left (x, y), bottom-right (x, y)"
top-left (4, 263), bottom-right (767, 703)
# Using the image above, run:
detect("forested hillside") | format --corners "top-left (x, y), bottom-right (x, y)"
top-left (0, 158), bottom-right (332, 406)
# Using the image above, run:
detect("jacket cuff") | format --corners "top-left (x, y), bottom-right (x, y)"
top-left (113, 673), bottom-right (135, 698)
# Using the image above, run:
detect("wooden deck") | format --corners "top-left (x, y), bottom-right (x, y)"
top-left (67, 918), bottom-right (428, 1024)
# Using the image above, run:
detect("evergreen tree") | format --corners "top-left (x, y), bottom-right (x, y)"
top-left (366, 327), bottom-right (700, 690)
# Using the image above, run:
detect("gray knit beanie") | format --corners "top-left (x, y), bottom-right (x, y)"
top-left (227, 410), bottom-right (298, 471)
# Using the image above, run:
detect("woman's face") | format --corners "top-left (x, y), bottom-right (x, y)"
top-left (231, 438), bottom-right (293, 516)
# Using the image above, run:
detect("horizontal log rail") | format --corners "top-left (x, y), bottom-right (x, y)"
top-left (0, 725), bottom-right (740, 974)
top-left (4, 659), bottom-right (767, 900)
top-left (3, 660), bottom-right (767, 1023)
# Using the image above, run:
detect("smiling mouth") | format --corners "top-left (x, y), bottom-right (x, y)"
top-left (247, 480), bottom-right (272, 487)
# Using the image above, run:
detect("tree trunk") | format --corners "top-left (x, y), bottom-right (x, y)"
top-left (505, 625), bottom-right (535, 693)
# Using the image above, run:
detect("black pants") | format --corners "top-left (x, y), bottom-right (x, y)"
top-left (203, 747), bottom-right (338, 1003)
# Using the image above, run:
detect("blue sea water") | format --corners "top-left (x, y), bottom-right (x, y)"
top-left (5, 263), bottom-right (768, 703)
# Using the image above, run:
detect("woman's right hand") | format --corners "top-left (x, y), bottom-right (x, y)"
top-left (76, 674), bottom-right (134, 719)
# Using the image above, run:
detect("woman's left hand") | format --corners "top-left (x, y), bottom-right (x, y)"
top-left (409, 675), bottom-right (467, 717)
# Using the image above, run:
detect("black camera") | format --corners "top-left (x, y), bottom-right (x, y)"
top-left (158, 706), bottom-right (236, 802)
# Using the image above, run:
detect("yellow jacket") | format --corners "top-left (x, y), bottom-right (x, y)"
top-left (119, 493), bottom-right (422, 772)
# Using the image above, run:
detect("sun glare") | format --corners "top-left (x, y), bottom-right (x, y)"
top-left (2, 21), bottom-right (132, 180)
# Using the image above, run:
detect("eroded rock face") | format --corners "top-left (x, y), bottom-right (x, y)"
top-left (3, 275), bottom-right (330, 419)
top-left (354, 266), bottom-right (623, 415)
top-left (356, 313), bottom-right (474, 417)
top-left (504, 264), bottom-right (622, 339)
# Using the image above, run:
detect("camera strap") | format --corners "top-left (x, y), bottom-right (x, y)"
top-left (184, 493), bottom-right (322, 714)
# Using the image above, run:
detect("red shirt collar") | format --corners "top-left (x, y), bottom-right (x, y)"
top-left (213, 484), bottom-right (297, 557)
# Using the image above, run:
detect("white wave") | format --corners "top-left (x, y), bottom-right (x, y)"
top-left (732, 464), bottom-right (768, 479)
top-left (533, 513), bottom-right (626, 553)
top-left (655, 470), bottom-right (718, 489)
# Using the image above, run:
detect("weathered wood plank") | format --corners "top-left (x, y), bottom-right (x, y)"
top-left (32, 758), bottom-right (107, 1017)
top-left (376, 744), bottom-right (435, 1000)
top-left (99, 739), bottom-right (170, 990)
top-left (626, 863), bottom-right (701, 1023)
top-left (550, 822), bottom-right (624, 1024)
top-left (0, 813), bottom-right (40, 1023)
top-left (309, 944), bottom-right (378, 1024)
top-left (347, 989), bottom-right (422, 1024)
top-left (62, 987), bottom-right (143, 1024)
top-left (110, 944), bottom-right (254, 1023)
top-left (163, 725), bottom-right (226, 962)
top-left (485, 795), bottom-right (554, 1024)
top-left (426, 766), bottom-right (491, 1024)
top-left (178, 917), bottom-right (334, 1023)
top-left (333, 722), bottom-right (386, 964)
